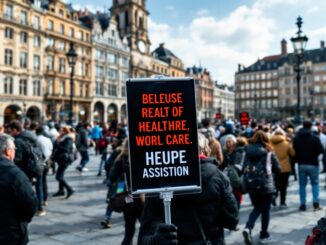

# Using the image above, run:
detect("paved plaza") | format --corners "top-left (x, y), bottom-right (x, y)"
top-left (29, 153), bottom-right (326, 245)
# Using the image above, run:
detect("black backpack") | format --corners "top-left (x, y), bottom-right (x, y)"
top-left (242, 152), bottom-right (272, 193)
top-left (26, 140), bottom-right (45, 179)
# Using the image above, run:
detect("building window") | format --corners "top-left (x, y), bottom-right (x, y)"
top-left (85, 82), bottom-right (89, 97)
top-left (77, 31), bottom-right (83, 41)
top-left (96, 82), bottom-right (104, 95)
top-left (4, 77), bottom-right (13, 94)
top-left (58, 40), bottom-right (65, 51)
top-left (121, 85), bottom-right (126, 97)
top-left (59, 58), bottom-right (65, 73)
top-left (47, 56), bottom-right (54, 71)
top-left (59, 80), bottom-right (65, 95)
top-left (79, 81), bottom-right (83, 96)
top-left (20, 11), bottom-right (28, 25)
top-left (33, 16), bottom-right (40, 29)
top-left (19, 79), bottom-right (27, 95)
top-left (85, 63), bottom-right (89, 77)
top-left (108, 53), bottom-right (117, 64)
top-left (69, 27), bottom-right (74, 37)
top-left (5, 49), bottom-right (13, 66)
top-left (20, 32), bottom-right (28, 43)
top-left (48, 79), bottom-right (54, 95)
top-left (33, 80), bottom-right (41, 96)
top-left (48, 20), bottom-right (54, 31)
top-left (34, 35), bottom-right (41, 47)
top-left (47, 37), bottom-right (54, 47)
top-left (95, 65), bottom-right (104, 77)
top-left (59, 9), bottom-right (64, 17)
top-left (108, 68), bottom-right (117, 80)
top-left (20, 52), bottom-right (28, 68)
top-left (33, 55), bottom-right (40, 70)
top-left (96, 49), bottom-right (105, 61)
top-left (4, 27), bottom-right (13, 39)
top-left (86, 33), bottom-right (89, 42)
top-left (108, 84), bottom-right (117, 96)
top-left (59, 24), bottom-right (64, 34)
top-left (5, 4), bottom-right (13, 20)
top-left (78, 62), bottom-right (82, 76)
top-left (121, 71), bottom-right (129, 81)
top-left (108, 38), bottom-right (116, 47)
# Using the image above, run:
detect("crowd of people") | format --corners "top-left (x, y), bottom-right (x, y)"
top-left (0, 117), bottom-right (326, 244)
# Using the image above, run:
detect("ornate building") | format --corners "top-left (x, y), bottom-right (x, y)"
top-left (0, 0), bottom-right (45, 124)
top-left (79, 10), bottom-right (130, 123)
top-left (235, 40), bottom-right (326, 122)
top-left (186, 66), bottom-right (214, 121)
top-left (43, 0), bottom-right (92, 123)
top-left (110, 0), bottom-right (185, 79)
top-left (214, 83), bottom-right (235, 120)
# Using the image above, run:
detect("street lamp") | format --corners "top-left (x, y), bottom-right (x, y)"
top-left (291, 16), bottom-right (308, 125)
top-left (66, 42), bottom-right (78, 127)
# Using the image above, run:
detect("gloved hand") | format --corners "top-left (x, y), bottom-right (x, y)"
top-left (153, 223), bottom-right (178, 245)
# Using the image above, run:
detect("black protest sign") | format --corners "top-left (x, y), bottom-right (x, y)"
top-left (126, 78), bottom-right (200, 193)
top-left (240, 112), bottom-right (250, 125)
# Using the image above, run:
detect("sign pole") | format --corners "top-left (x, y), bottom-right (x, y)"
top-left (161, 191), bottom-right (173, 224)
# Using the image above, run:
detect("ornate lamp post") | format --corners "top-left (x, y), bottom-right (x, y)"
top-left (291, 16), bottom-right (308, 125)
top-left (66, 42), bottom-right (78, 126)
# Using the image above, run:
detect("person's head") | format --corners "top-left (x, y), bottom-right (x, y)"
top-left (30, 121), bottom-right (39, 131)
top-left (0, 133), bottom-right (16, 161)
top-left (6, 120), bottom-right (23, 137)
top-left (60, 126), bottom-right (71, 136)
top-left (236, 136), bottom-right (248, 147)
top-left (35, 124), bottom-right (44, 135)
top-left (303, 120), bottom-right (312, 129)
top-left (225, 135), bottom-right (237, 151)
top-left (201, 118), bottom-right (210, 128)
top-left (251, 131), bottom-right (273, 151)
top-left (198, 132), bottom-right (211, 156)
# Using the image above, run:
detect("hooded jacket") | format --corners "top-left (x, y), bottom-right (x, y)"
top-left (138, 158), bottom-right (239, 245)
top-left (245, 144), bottom-right (280, 194)
top-left (293, 128), bottom-right (324, 166)
top-left (270, 135), bottom-right (295, 173)
top-left (0, 157), bottom-right (37, 244)
top-left (52, 134), bottom-right (74, 165)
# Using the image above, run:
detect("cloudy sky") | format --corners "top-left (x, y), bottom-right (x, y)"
top-left (69, 0), bottom-right (326, 85)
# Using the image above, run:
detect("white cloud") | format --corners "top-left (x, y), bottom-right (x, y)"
top-left (149, 4), bottom-right (276, 84)
top-left (166, 5), bottom-right (176, 11)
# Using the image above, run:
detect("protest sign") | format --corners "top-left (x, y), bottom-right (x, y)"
top-left (126, 78), bottom-right (201, 194)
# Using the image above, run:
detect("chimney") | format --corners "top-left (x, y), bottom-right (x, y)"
top-left (238, 64), bottom-right (242, 72)
top-left (281, 39), bottom-right (287, 55)
top-left (321, 40), bottom-right (325, 49)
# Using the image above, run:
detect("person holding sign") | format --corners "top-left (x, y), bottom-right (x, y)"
top-left (137, 132), bottom-right (239, 245)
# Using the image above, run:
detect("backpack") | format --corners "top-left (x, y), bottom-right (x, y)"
top-left (26, 140), bottom-right (45, 179)
top-left (306, 218), bottom-right (326, 245)
top-left (242, 152), bottom-right (272, 193)
top-left (224, 165), bottom-right (241, 189)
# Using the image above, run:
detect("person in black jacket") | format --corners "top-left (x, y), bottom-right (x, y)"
top-left (109, 138), bottom-right (144, 245)
top-left (137, 132), bottom-right (239, 245)
top-left (293, 120), bottom-right (324, 211)
top-left (0, 133), bottom-right (38, 245)
top-left (51, 126), bottom-right (75, 199)
top-left (242, 131), bottom-right (280, 245)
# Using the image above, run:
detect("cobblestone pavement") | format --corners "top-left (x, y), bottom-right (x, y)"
top-left (29, 153), bottom-right (326, 244)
